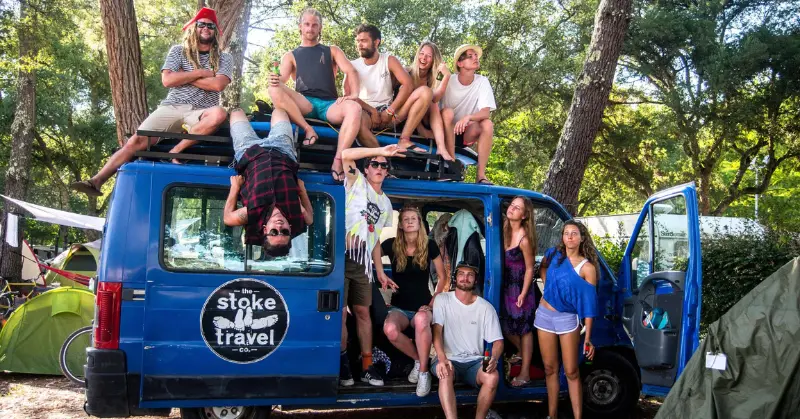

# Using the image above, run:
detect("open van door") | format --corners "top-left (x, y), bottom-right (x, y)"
top-left (620, 182), bottom-right (702, 397)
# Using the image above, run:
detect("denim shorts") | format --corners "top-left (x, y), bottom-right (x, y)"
top-left (388, 307), bottom-right (417, 322)
top-left (303, 96), bottom-right (336, 121)
top-left (231, 120), bottom-right (296, 163)
top-left (534, 305), bottom-right (580, 335)
top-left (430, 358), bottom-right (482, 388)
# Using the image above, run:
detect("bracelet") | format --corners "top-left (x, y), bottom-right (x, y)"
top-left (386, 107), bottom-right (396, 117)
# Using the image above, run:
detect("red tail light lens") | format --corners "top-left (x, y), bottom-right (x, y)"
top-left (94, 282), bottom-right (122, 349)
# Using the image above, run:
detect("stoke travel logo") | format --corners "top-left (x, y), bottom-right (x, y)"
top-left (200, 278), bottom-right (289, 363)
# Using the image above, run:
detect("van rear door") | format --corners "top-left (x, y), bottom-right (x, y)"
top-left (620, 182), bottom-right (702, 397)
top-left (138, 175), bottom-right (343, 408)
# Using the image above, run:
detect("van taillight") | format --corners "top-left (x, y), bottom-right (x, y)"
top-left (94, 282), bottom-right (122, 349)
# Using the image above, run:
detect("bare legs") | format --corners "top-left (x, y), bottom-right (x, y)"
top-left (383, 310), bottom-right (433, 373)
top-left (167, 106), bottom-right (228, 162)
top-left (267, 83), bottom-right (318, 142)
top-left (538, 327), bottom-right (583, 419)
top-left (395, 87), bottom-right (433, 150)
top-left (442, 108), bottom-right (494, 181)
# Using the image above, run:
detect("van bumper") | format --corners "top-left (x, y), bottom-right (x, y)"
top-left (84, 348), bottom-right (171, 418)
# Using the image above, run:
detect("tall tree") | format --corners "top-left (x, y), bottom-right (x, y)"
top-left (1, 0), bottom-right (39, 281)
top-left (221, 0), bottom-right (252, 109)
top-left (542, 0), bottom-right (632, 214)
top-left (98, 0), bottom-right (148, 147)
top-left (208, 0), bottom-right (246, 50)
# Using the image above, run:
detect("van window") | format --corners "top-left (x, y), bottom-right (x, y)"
top-left (161, 186), bottom-right (334, 275)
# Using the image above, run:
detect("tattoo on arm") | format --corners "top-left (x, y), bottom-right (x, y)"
top-left (237, 209), bottom-right (247, 223)
top-left (348, 165), bottom-right (357, 175)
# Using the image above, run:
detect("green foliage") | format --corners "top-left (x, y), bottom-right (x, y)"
top-left (593, 231), bottom-right (627, 274)
top-left (698, 228), bottom-right (800, 333)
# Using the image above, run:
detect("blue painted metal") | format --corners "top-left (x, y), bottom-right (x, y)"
top-left (98, 144), bottom-right (703, 411)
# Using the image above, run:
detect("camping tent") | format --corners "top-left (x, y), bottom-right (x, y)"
top-left (0, 287), bottom-right (94, 375)
top-left (44, 240), bottom-right (101, 288)
top-left (655, 257), bottom-right (800, 419)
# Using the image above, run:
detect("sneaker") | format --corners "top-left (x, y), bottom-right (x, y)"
top-left (361, 364), bottom-right (385, 386)
top-left (485, 409), bottom-right (502, 419)
top-left (408, 360), bottom-right (421, 383)
top-left (415, 371), bottom-right (431, 397)
top-left (339, 352), bottom-right (354, 387)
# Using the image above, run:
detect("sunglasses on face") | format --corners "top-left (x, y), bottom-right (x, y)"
top-left (196, 22), bottom-right (217, 30)
top-left (267, 228), bottom-right (291, 237)
top-left (368, 161), bottom-right (389, 169)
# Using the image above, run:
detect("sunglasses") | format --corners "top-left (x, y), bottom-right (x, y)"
top-left (368, 161), bottom-right (389, 169)
top-left (196, 22), bottom-right (217, 30)
top-left (266, 228), bottom-right (291, 237)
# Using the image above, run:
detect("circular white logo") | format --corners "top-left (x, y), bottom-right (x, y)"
top-left (200, 278), bottom-right (289, 364)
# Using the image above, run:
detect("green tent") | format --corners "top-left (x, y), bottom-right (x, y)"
top-left (656, 257), bottom-right (800, 419)
top-left (0, 287), bottom-right (94, 375)
top-left (44, 240), bottom-right (101, 288)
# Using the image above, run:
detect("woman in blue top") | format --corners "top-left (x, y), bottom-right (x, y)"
top-left (535, 220), bottom-right (599, 419)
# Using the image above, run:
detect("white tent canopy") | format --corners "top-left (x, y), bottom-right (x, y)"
top-left (2, 195), bottom-right (105, 232)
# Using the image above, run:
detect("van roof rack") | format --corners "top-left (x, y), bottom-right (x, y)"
top-left (133, 113), bottom-right (475, 181)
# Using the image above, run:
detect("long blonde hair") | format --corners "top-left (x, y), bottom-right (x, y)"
top-left (503, 196), bottom-right (538, 256)
top-left (410, 41), bottom-right (443, 90)
top-left (393, 206), bottom-right (429, 272)
top-left (182, 24), bottom-right (220, 73)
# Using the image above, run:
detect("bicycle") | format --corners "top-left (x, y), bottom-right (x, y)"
top-left (60, 324), bottom-right (93, 385)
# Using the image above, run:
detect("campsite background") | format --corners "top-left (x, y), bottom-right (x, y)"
top-left (0, 0), bottom-right (799, 363)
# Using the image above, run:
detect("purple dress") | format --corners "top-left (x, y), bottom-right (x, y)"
top-left (501, 243), bottom-right (537, 335)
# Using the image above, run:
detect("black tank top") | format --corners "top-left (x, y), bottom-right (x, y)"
top-left (292, 44), bottom-right (338, 100)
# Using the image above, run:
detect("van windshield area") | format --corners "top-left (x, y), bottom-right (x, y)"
top-left (161, 186), bottom-right (334, 275)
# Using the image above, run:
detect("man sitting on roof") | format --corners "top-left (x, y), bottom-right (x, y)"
top-left (267, 7), bottom-right (362, 183)
top-left (441, 44), bottom-right (497, 185)
top-left (71, 7), bottom-right (232, 197)
top-left (222, 108), bottom-right (314, 257)
top-left (345, 24), bottom-right (432, 152)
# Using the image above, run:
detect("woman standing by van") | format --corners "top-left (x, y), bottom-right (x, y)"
top-left (404, 41), bottom-right (454, 161)
top-left (536, 220), bottom-right (599, 419)
top-left (500, 196), bottom-right (538, 387)
top-left (381, 206), bottom-right (448, 397)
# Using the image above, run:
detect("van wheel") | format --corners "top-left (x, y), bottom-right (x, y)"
top-left (179, 406), bottom-right (272, 419)
top-left (582, 350), bottom-right (639, 418)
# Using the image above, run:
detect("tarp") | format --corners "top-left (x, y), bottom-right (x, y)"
top-left (655, 257), bottom-right (800, 419)
top-left (44, 241), bottom-right (100, 288)
top-left (1, 195), bottom-right (105, 231)
top-left (0, 287), bottom-right (94, 375)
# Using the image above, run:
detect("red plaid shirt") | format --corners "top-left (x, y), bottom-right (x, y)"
top-left (236, 145), bottom-right (304, 246)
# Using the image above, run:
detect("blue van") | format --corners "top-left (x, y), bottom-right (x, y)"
top-left (83, 120), bottom-right (702, 419)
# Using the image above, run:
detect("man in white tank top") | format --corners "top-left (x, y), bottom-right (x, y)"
top-left (345, 24), bottom-right (434, 152)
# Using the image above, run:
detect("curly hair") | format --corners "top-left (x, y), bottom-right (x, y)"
top-left (393, 206), bottom-right (429, 272)
top-left (556, 220), bottom-right (599, 269)
top-left (182, 23), bottom-right (220, 73)
top-left (502, 196), bottom-right (537, 256)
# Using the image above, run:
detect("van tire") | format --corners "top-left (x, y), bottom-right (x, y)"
top-left (179, 406), bottom-right (272, 419)
top-left (581, 350), bottom-right (640, 418)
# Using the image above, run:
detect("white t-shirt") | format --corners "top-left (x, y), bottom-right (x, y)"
top-left (440, 74), bottom-right (497, 121)
top-left (349, 52), bottom-right (394, 108)
top-left (344, 169), bottom-right (393, 281)
top-left (432, 291), bottom-right (503, 363)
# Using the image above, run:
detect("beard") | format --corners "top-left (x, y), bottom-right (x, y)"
top-left (455, 281), bottom-right (476, 292)
top-left (198, 33), bottom-right (215, 45)
top-left (359, 46), bottom-right (376, 59)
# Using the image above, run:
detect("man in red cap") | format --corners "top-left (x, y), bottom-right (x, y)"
top-left (71, 7), bottom-right (233, 197)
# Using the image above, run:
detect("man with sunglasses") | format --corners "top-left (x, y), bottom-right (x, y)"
top-left (71, 7), bottom-right (233, 197)
top-left (222, 108), bottom-right (314, 257)
top-left (338, 144), bottom-right (405, 387)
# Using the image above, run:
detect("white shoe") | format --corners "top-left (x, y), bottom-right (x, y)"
top-left (408, 360), bottom-right (421, 383)
top-left (415, 371), bottom-right (431, 397)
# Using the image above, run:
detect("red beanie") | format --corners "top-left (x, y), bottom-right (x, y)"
top-left (183, 7), bottom-right (222, 35)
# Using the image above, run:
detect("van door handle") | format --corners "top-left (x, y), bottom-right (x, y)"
top-left (317, 290), bottom-right (340, 312)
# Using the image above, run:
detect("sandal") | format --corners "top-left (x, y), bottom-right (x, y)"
top-left (509, 354), bottom-right (522, 364)
top-left (397, 138), bottom-right (427, 154)
top-left (70, 179), bottom-right (103, 197)
top-left (511, 377), bottom-right (531, 387)
top-left (302, 127), bottom-right (319, 147)
top-left (331, 157), bottom-right (345, 183)
top-left (476, 178), bottom-right (494, 185)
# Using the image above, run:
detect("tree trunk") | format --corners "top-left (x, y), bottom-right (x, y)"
top-left (98, 0), bottom-right (148, 147)
top-left (1, 0), bottom-right (37, 282)
top-left (208, 0), bottom-right (246, 50)
top-left (541, 0), bottom-right (632, 215)
top-left (221, 0), bottom-right (252, 109)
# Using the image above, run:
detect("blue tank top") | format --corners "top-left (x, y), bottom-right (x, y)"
top-left (292, 44), bottom-right (338, 100)
top-left (542, 248), bottom-right (598, 319)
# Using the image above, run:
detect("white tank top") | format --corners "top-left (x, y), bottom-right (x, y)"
top-left (574, 259), bottom-right (588, 275)
top-left (351, 52), bottom-right (393, 108)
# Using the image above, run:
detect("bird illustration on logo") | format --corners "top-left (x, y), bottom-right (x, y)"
top-left (213, 307), bottom-right (279, 332)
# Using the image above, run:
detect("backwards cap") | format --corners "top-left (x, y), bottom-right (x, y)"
top-left (183, 7), bottom-right (222, 35)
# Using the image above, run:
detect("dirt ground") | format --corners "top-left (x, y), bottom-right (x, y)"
top-left (0, 373), bottom-right (662, 419)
